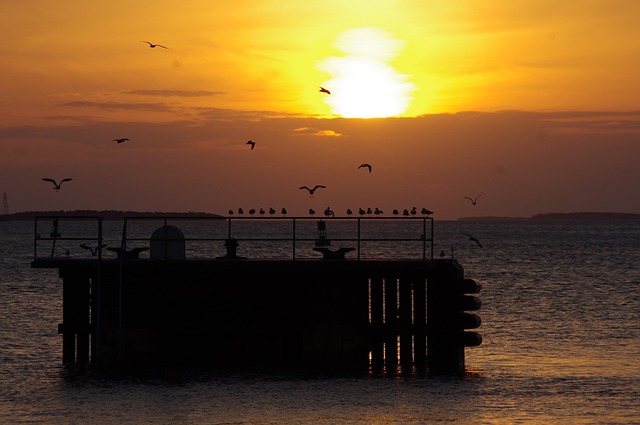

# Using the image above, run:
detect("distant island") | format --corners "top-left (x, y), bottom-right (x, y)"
top-left (0, 210), bottom-right (223, 221)
top-left (459, 212), bottom-right (640, 221)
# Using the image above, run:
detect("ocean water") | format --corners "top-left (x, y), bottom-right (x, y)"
top-left (1, 218), bottom-right (639, 424)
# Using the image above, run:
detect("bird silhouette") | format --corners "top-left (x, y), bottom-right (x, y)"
top-left (393, 209), bottom-right (399, 217)
top-left (281, 208), bottom-right (288, 216)
top-left (79, 243), bottom-right (107, 257)
top-left (238, 208), bottom-right (244, 215)
top-left (421, 208), bottom-right (434, 216)
top-left (299, 185), bottom-right (326, 197)
top-left (411, 207), bottom-right (417, 216)
top-left (464, 195), bottom-right (482, 205)
top-left (113, 138), bottom-right (129, 144)
top-left (319, 87), bottom-right (331, 94)
top-left (374, 208), bottom-right (383, 216)
top-left (259, 208), bottom-right (266, 216)
top-left (346, 209), bottom-right (353, 216)
top-left (358, 163), bottom-right (372, 173)
top-left (359, 208), bottom-right (366, 216)
top-left (323, 207), bottom-right (335, 217)
top-left (249, 208), bottom-right (256, 216)
top-left (228, 209), bottom-right (234, 215)
top-left (269, 207), bottom-right (276, 217)
top-left (42, 178), bottom-right (72, 191)
top-left (246, 140), bottom-right (255, 150)
top-left (142, 41), bottom-right (168, 49)
top-left (462, 233), bottom-right (483, 248)
top-left (308, 208), bottom-right (316, 216)
top-left (402, 209), bottom-right (410, 217)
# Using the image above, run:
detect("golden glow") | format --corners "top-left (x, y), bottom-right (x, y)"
top-left (318, 28), bottom-right (416, 118)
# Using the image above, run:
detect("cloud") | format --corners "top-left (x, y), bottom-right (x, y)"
top-left (62, 101), bottom-right (172, 112)
top-left (123, 90), bottom-right (225, 97)
top-left (292, 127), bottom-right (344, 137)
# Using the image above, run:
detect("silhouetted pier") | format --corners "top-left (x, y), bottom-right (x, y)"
top-left (31, 215), bottom-right (482, 374)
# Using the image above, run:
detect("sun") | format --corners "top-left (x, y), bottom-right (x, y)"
top-left (318, 28), bottom-right (416, 118)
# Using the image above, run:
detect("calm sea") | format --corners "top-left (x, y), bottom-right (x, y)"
top-left (1, 219), bottom-right (639, 424)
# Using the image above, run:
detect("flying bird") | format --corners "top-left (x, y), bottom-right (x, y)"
top-left (299, 185), bottom-right (326, 197)
top-left (358, 163), bottom-right (372, 173)
top-left (42, 178), bottom-right (72, 191)
top-left (79, 244), bottom-right (108, 257)
top-left (319, 87), bottom-right (331, 94)
top-left (464, 195), bottom-right (482, 205)
top-left (113, 138), bottom-right (129, 144)
top-left (462, 233), bottom-right (483, 248)
top-left (246, 140), bottom-right (255, 150)
top-left (142, 41), bottom-right (168, 49)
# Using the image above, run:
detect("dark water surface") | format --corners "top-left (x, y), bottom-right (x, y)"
top-left (1, 219), bottom-right (639, 424)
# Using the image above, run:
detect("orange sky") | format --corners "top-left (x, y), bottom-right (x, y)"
top-left (2, 1), bottom-right (640, 219)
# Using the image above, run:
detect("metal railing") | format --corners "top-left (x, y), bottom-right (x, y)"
top-left (34, 215), bottom-right (434, 261)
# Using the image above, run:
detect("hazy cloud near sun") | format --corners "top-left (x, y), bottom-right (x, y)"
top-left (123, 90), bottom-right (225, 97)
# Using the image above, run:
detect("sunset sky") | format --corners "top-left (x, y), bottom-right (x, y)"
top-left (2, 1), bottom-right (640, 219)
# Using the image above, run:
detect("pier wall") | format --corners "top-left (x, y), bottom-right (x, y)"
top-left (37, 259), bottom-right (481, 374)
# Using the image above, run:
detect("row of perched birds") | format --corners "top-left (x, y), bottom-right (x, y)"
top-left (227, 206), bottom-right (433, 217)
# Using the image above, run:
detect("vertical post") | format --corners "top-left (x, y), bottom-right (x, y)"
top-left (398, 277), bottom-right (413, 366)
top-left (384, 276), bottom-right (397, 367)
top-left (60, 270), bottom-right (91, 364)
top-left (427, 261), bottom-right (465, 373)
top-left (413, 274), bottom-right (427, 365)
top-left (370, 276), bottom-right (384, 369)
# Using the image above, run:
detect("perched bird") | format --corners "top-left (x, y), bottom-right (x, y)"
top-left (79, 244), bottom-right (107, 257)
top-left (359, 208), bottom-right (366, 216)
top-left (228, 209), bottom-right (234, 216)
top-left (269, 207), bottom-right (276, 217)
top-left (249, 208), bottom-right (256, 216)
top-left (113, 138), bottom-right (129, 144)
top-left (421, 208), bottom-right (434, 216)
top-left (281, 208), bottom-right (288, 216)
top-left (462, 233), bottom-right (483, 248)
top-left (402, 209), bottom-right (410, 217)
top-left (142, 41), bottom-right (168, 49)
top-left (411, 207), bottom-right (417, 216)
top-left (319, 87), bottom-right (331, 94)
top-left (346, 209), bottom-right (353, 216)
top-left (358, 163), bottom-right (372, 173)
top-left (238, 208), bottom-right (244, 215)
top-left (259, 208), bottom-right (266, 216)
top-left (374, 208), bottom-right (383, 216)
top-left (464, 195), bottom-right (482, 205)
top-left (366, 207), bottom-right (373, 216)
top-left (42, 178), bottom-right (72, 191)
top-left (323, 207), bottom-right (335, 217)
top-left (308, 208), bottom-right (316, 216)
top-left (246, 140), bottom-right (255, 150)
top-left (299, 185), bottom-right (326, 197)
top-left (392, 209), bottom-right (399, 217)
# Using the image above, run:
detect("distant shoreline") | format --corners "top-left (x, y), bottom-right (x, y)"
top-left (1, 210), bottom-right (639, 222)
top-left (458, 212), bottom-right (640, 221)
top-left (0, 210), bottom-right (224, 221)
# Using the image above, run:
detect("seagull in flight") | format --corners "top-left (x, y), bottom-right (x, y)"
top-left (42, 178), bottom-right (72, 191)
top-left (462, 233), bottom-right (483, 248)
top-left (319, 87), bottom-right (331, 95)
top-left (142, 41), bottom-right (168, 49)
top-left (246, 140), bottom-right (255, 150)
top-left (113, 138), bottom-right (129, 144)
top-left (358, 163), bottom-right (372, 173)
top-left (464, 194), bottom-right (482, 205)
top-left (299, 185), bottom-right (326, 197)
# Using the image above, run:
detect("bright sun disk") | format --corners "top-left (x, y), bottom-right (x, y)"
top-left (318, 28), bottom-right (416, 118)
